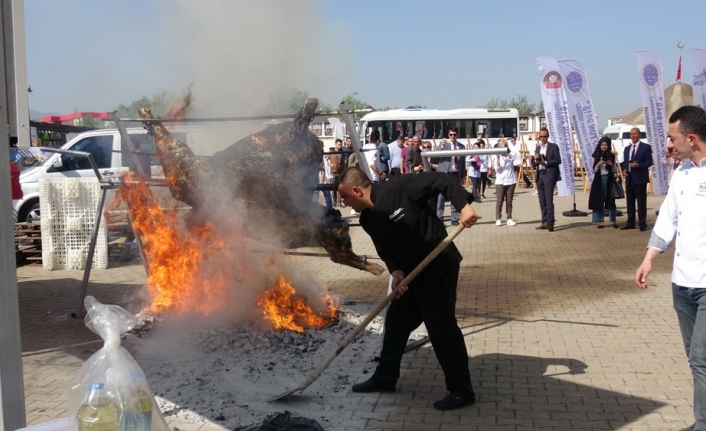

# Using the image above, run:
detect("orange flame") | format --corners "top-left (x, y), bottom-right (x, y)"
top-left (114, 173), bottom-right (237, 315)
top-left (257, 275), bottom-right (339, 333)
top-left (113, 172), bottom-right (339, 330)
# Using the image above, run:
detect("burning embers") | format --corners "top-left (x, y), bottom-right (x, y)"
top-left (258, 275), bottom-right (339, 333)
top-left (114, 173), bottom-right (339, 332)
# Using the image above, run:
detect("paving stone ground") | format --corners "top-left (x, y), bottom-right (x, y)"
top-left (15, 185), bottom-right (693, 431)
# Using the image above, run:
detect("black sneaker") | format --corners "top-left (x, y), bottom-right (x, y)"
top-left (351, 376), bottom-right (396, 393)
top-left (433, 392), bottom-right (475, 411)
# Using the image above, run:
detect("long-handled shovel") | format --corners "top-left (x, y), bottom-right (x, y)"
top-left (269, 223), bottom-right (466, 402)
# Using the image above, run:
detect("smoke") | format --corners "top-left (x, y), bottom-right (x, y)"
top-left (158, 0), bottom-right (352, 118)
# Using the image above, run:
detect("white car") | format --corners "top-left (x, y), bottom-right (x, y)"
top-left (13, 128), bottom-right (160, 223)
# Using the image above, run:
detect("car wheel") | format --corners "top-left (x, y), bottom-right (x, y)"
top-left (18, 200), bottom-right (40, 224)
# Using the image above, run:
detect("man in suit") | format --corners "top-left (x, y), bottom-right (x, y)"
top-left (621, 127), bottom-right (653, 231)
top-left (531, 127), bottom-right (561, 232)
top-left (436, 126), bottom-right (467, 225)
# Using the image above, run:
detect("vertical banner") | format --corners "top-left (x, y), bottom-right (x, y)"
top-left (558, 59), bottom-right (600, 186)
top-left (691, 48), bottom-right (706, 110)
top-left (636, 51), bottom-right (668, 195)
top-left (537, 57), bottom-right (574, 196)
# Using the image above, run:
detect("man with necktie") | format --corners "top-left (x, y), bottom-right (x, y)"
top-left (531, 128), bottom-right (562, 232)
top-left (621, 127), bottom-right (653, 231)
top-left (436, 127), bottom-right (467, 225)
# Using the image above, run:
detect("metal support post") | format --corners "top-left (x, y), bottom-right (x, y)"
top-left (421, 147), bottom-right (509, 171)
top-left (338, 101), bottom-right (374, 181)
top-left (72, 183), bottom-right (114, 317)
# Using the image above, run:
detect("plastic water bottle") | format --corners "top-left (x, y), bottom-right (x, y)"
top-left (77, 382), bottom-right (119, 431)
top-left (121, 375), bottom-right (153, 431)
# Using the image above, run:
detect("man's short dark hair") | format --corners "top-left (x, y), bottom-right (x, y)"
top-left (449, 126), bottom-right (459, 134)
top-left (669, 105), bottom-right (706, 142)
top-left (370, 130), bottom-right (380, 142)
top-left (339, 167), bottom-right (372, 189)
top-left (335, 138), bottom-right (343, 144)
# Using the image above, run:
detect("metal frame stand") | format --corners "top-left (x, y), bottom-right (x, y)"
top-left (69, 118), bottom-right (153, 317)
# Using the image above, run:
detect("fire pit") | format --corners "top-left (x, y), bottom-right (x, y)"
top-left (130, 302), bottom-right (387, 430)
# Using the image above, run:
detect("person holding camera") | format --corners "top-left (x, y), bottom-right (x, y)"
top-left (587, 137), bottom-right (618, 228)
top-left (621, 127), bottom-right (653, 231)
top-left (493, 139), bottom-right (517, 226)
top-left (531, 128), bottom-right (561, 232)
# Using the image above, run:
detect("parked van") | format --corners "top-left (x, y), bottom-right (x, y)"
top-left (12, 128), bottom-right (163, 223)
top-left (602, 124), bottom-right (647, 163)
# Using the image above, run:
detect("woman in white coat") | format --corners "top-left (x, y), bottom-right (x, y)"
top-left (493, 140), bottom-right (518, 226)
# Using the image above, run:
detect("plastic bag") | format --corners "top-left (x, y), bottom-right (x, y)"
top-left (68, 296), bottom-right (169, 431)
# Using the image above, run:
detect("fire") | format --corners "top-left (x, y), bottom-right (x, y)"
top-left (258, 275), bottom-right (339, 333)
top-left (113, 172), bottom-right (339, 331)
top-left (114, 172), bottom-right (238, 315)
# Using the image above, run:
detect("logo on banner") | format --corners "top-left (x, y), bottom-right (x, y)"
top-left (565, 71), bottom-right (584, 95)
top-left (694, 69), bottom-right (706, 86)
top-left (641, 64), bottom-right (660, 87)
top-left (542, 71), bottom-right (562, 93)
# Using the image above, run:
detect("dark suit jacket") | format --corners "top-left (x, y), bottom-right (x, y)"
top-left (621, 141), bottom-right (653, 185)
top-left (436, 141), bottom-right (467, 180)
top-left (532, 142), bottom-right (561, 183)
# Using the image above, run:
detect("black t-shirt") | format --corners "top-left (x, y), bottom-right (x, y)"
top-left (360, 172), bottom-right (473, 275)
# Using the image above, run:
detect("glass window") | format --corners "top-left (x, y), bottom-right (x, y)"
top-left (310, 123), bottom-right (323, 136)
top-left (121, 134), bottom-right (156, 168)
top-left (519, 117), bottom-right (528, 131)
top-left (324, 123), bottom-right (333, 136)
top-left (70, 135), bottom-right (114, 169)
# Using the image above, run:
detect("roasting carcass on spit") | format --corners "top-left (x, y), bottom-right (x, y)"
top-left (139, 97), bottom-right (384, 276)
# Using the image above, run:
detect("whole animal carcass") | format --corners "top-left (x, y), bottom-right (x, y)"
top-left (138, 96), bottom-right (384, 276)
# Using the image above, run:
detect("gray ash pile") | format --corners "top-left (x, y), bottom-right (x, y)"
top-left (132, 302), bottom-right (387, 430)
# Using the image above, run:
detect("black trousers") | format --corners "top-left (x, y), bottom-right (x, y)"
top-left (625, 178), bottom-right (648, 228)
top-left (374, 265), bottom-right (475, 398)
top-left (536, 171), bottom-right (557, 224)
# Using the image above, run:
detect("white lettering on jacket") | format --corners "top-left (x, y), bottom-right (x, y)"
top-left (389, 207), bottom-right (405, 222)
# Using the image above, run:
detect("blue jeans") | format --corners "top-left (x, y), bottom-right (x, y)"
top-left (313, 190), bottom-right (333, 210)
top-left (673, 283), bottom-right (706, 429)
top-left (591, 175), bottom-right (617, 223)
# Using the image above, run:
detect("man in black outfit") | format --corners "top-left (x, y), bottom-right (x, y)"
top-left (531, 127), bottom-right (562, 232)
top-left (337, 167), bottom-right (478, 410)
top-left (621, 127), bottom-right (653, 231)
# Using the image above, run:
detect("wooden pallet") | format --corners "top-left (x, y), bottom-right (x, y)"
top-left (14, 222), bottom-right (42, 264)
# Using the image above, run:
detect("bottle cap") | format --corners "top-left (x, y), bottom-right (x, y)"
top-left (88, 382), bottom-right (104, 390)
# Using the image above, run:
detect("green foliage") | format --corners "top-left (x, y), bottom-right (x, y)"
top-left (115, 91), bottom-right (176, 119)
top-left (482, 95), bottom-right (539, 114)
top-left (341, 93), bottom-right (370, 118)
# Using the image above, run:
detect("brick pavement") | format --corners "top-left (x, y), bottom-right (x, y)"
top-left (15, 185), bottom-right (692, 430)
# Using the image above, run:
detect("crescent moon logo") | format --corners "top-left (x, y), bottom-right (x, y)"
top-left (678, 41), bottom-right (685, 49)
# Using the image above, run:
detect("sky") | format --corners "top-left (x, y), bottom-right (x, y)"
top-left (23, 0), bottom-right (706, 128)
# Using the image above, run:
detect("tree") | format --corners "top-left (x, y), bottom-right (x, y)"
top-left (482, 95), bottom-right (539, 114)
top-left (342, 93), bottom-right (370, 118)
top-left (115, 91), bottom-right (177, 119)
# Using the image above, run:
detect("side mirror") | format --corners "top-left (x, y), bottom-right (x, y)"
top-left (52, 156), bottom-right (64, 169)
